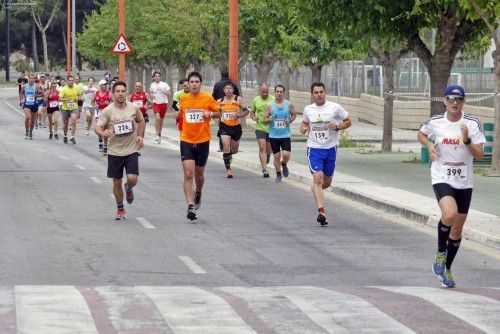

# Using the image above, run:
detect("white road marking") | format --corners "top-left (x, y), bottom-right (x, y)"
top-left (74, 164), bottom-right (86, 170)
top-left (136, 217), bottom-right (155, 229)
top-left (2, 98), bottom-right (23, 115)
top-left (4, 141), bottom-right (15, 145)
top-left (90, 177), bottom-right (102, 184)
top-left (0, 287), bottom-right (15, 332)
top-left (34, 148), bottom-right (47, 152)
top-left (220, 286), bottom-right (414, 334)
top-left (375, 286), bottom-right (500, 334)
top-left (178, 256), bottom-right (207, 274)
top-left (15, 285), bottom-right (98, 333)
top-left (138, 286), bottom-right (254, 333)
top-left (57, 155), bottom-right (69, 160)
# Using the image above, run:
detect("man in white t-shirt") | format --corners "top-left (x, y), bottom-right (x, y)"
top-left (300, 82), bottom-right (351, 226)
top-left (418, 84), bottom-right (485, 288)
top-left (82, 77), bottom-right (98, 135)
top-left (149, 71), bottom-right (171, 144)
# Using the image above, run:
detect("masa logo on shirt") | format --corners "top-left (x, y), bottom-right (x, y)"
top-left (441, 137), bottom-right (461, 145)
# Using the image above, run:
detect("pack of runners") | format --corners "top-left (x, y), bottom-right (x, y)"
top-left (18, 72), bottom-right (486, 289)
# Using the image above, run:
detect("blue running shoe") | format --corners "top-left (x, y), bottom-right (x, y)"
top-left (432, 251), bottom-right (446, 276)
top-left (282, 164), bottom-right (289, 177)
top-left (441, 270), bottom-right (455, 288)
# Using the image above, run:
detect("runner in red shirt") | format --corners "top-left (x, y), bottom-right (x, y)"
top-left (128, 82), bottom-right (152, 123)
top-left (92, 80), bottom-right (113, 155)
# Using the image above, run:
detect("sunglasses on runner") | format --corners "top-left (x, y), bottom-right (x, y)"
top-left (445, 96), bottom-right (465, 103)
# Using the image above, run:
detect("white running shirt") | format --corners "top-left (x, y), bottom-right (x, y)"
top-left (420, 112), bottom-right (486, 189)
top-left (82, 85), bottom-right (97, 108)
top-left (303, 101), bottom-right (349, 149)
top-left (149, 81), bottom-right (170, 104)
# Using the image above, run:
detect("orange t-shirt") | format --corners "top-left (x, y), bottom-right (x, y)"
top-left (219, 96), bottom-right (240, 127)
top-left (179, 92), bottom-right (220, 144)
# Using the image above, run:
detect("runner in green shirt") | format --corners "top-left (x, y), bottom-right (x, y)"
top-left (250, 83), bottom-right (275, 177)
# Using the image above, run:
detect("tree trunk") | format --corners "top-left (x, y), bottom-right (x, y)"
top-left (490, 28), bottom-right (500, 174)
top-left (127, 63), bottom-right (137, 89)
top-left (410, 15), bottom-right (469, 116)
top-left (278, 61), bottom-right (293, 99)
top-left (381, 61), bottom-right (395, 152)
top-left (32, 24), bottom-right (39, 72)
top-left (177, 63), bottom-right (189, 81)
top-left (41, 31), bottom-right (49, 72)
top-left (144, 63), bottom-right (152, 89)
top-left (62, 24), bottom-right (67, 57)
top-left (310, 63), bottom-right (323, 84)
top-left (256, 59), bottom-right (273, 85)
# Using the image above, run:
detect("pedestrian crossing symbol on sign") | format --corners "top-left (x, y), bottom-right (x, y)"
top-left (112, 34), bottom-right (133, 54)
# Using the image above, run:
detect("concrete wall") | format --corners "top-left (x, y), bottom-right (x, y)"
top-left (203, 85), bottom-right (495, 130)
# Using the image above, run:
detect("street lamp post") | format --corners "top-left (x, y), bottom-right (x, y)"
top-left (5, 1), bottom-right (10, 81)
top-left (228, 0), bottom-right (238, 84)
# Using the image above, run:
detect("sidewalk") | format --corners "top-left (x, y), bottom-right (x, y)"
top-left (150, 116), bottom-right (500, 251)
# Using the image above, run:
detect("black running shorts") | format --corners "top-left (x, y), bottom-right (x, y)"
top-left (107, 152), bottom-right (139, 179)
top-left (270, 137), bottom-right (291, 154)
top-left (219, 122), bottom-right (242, 141)
top-left (180, 140), bottom-right (210, 167)
top-left (432, 183), bottom-right (473, 214)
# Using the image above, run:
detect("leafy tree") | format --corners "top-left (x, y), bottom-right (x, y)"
top-left (460, 0), bottom-right (500, 173)
top-left (31, 0), bottom-right (61, 71)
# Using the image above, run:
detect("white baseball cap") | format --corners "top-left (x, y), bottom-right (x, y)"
top-left (98, 79), bottom-right (107, 86)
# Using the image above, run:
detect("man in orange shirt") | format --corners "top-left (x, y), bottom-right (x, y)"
top-left (179, 71), bottom-right (220, 220)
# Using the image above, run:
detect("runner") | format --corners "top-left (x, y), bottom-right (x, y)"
top-left (172, 79), bottom-right (189, 131)
top-left (263, 84), bottom-right (297, 183)
top-left (17, 71), bottom-right (28, 106)
top-left (217, 81), bottom-right (249, 178)
top-left (417, 85), bottom-right (486, 288)
top-left (19, 74), bottom-right (40, 140)
top-left (149, 71), bottom-right (171, 143)
top-left (93, 79), bottom-right (113, 154)
top-left (179, 71), bottom-right (220, 220)
top-left (36, 73), bottom-right (50, 129)
top-left (45, 82), bottom-right (61, 139)
top-left (129, 82), bottom-right (152, 125)
top-left (300, 82), bottom-right (352, 226)
top-left (74, 74), bottom-right (85, 120)
top-left (250, 83), bottom-right (274, 178)
top-left (82, 77), bottom-right (98, 135)
top-left (95, 81), bottom-right (145, 220)
top-left (59, 75), bottom-right (80, 144)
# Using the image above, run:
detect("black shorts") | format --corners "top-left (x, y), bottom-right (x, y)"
top-left (219, 122), bottom-right (242, 141)
top-left (433, 183), bottom-right (473, 214)
top-left (107, 152), bottom-right (139, 179)
top-left (269, 137), bottom-right (291, 154)
top-left (255, 130), bottom-right (270, 142)
top-left (47, 107), bottom-right (59, 114)
top-left (24, 105), bottom-right (38, 113)
top-left (180, 140), bottom-right (210, 167)
top-left (77, 100), bottom-right (83, 107)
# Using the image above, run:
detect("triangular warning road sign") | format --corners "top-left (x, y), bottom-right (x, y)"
top-left (112, 34), bottom-right (134, 54)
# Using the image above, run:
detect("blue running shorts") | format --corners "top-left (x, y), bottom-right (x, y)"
top-left (307, 146), bottom-right (337, 177)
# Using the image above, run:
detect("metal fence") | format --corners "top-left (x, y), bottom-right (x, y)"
top-left (201, 52), bottom-right (496, 108)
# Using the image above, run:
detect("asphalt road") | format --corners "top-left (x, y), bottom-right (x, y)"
top-left (1, 87), bottom-right (499, 333)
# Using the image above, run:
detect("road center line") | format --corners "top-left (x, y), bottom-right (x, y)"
top-left (58, 155), bottom-right (69, 160)
top-left (2, 98), bottom-right (23, 116)
top-left (136, 217), bottom-right (155, 229)
top-left (90, 177), bottom-right (102, 184)
top-left (178, 256), bottom-right (207, 274)
top-left (74, 164), bottom-right (86, 170)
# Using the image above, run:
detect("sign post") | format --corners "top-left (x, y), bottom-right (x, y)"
top-left (111, 0), bottom-right (133, 81)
